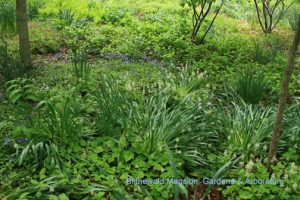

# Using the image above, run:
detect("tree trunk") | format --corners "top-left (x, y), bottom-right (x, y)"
top-left (267, 14), bottom-right (300, 170)
top-left (16, 0), bottom-right (31, 68)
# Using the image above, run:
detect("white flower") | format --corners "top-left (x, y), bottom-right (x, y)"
top-left (49, 186), bottom-right (54, 192)
top-left (224, 150), bottom-right (228, 156)
top-left (241, 154), bottom-right (245, 159)
top-left (194, 149), bottom-right (198, 156)
top-left (245, 160), bottom-right (254, 171)
top-left (198, 73), bottom-right (204, 78)
top-left (285, 187), bottom-right (291, 192)
top-left (291, 162), bottom-right (297, 170)
top-left (271, 156), bottom-right (277, 163)
top-left (239, 161), bottom-right (244, 167)
top-left (271, 173), bottom-right (276, 179)
top-left (263, 157), bottom-right (268, 163)
top-left (289, 162), bottom-right (298, 175)
top-left (247, 144), bottom-right (251, 149)
top-left (292, 183), bottom-right (298, 190)
top-left (263, 145), bottom-right (267, 151)
top-left (158, 144), bottom-right (163, 151)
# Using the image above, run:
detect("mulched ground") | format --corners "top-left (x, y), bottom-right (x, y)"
top-left (184, 183), bottom-right (226, 200)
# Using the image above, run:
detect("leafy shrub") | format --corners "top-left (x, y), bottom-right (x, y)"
top-left (29, 23), bottom-right (62, 54)
top-left (101, 8), bottom-right (131, 25)
top-left (84, 27), bottom-right (111, 54)
top-left (235, 69), bottom-right (267, 104)
top-left (61, 26), bottom-right (90, 51)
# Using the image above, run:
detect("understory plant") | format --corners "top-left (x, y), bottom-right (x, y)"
top-left (57, 8), bottom-right (76, 28)
top-left (235, 69), bottom-right (267, 104)
top-left (14, 96), bottom-right (82, 171)
top-left (279, 98), bottom-right (300, 153)
top-left (27, 0), bottom-right (45, 19)
top-left (0, 0), bottom-right (15, 33)
top-left (92, 74), bottom-right (216, 167)
top-left (223, 157), bottom-right (300, 199)
top-left (92, 75), bottom-right (134, 135)
top-left (71, 49), bottom-right (91, 82)
top-left (161, 66), bottom-right (209, 102)
top-left (84, 136), bottom-right (186, 199)
top-left (128, 92), bottom-right (217, 168)
top-left (218, 102), bottom-right (274, 160)
top-left (2, 175), bottom-right (113, 200)
top-left (0, 40), bottom-right (26, 81)
top-left (287, 6), bottom-right (300, 31)
top-left (5, 78), bottom-right (40, 104)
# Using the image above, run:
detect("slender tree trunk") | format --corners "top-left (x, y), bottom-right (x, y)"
top-left (16, 0), bottom-right (32, 68)
top-left (267, 15), bottom-right (300, 170)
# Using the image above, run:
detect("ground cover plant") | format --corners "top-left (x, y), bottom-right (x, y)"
top-left (0, 0), bottom-right (299, 199)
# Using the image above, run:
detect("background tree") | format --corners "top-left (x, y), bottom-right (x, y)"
top-left (16, 0), bottom-right (31, 67)
top-left (253, 0), bottom-right (295, 33)
top-left (267, 14), bottom-right (300, 169)
top-left (181, 0), bottom-right (224, 43)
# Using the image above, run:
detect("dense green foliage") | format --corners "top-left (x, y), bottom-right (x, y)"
top-left (0, 0), bottom-right (299, 199)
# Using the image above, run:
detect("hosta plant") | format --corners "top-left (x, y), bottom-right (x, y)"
top-left (5, 78), bottom-right (40, 104)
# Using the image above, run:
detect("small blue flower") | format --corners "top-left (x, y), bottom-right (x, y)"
top-left (16, 138), bottom-right (28, 144)
top-left (3, 137), bottom-right (11, 145)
